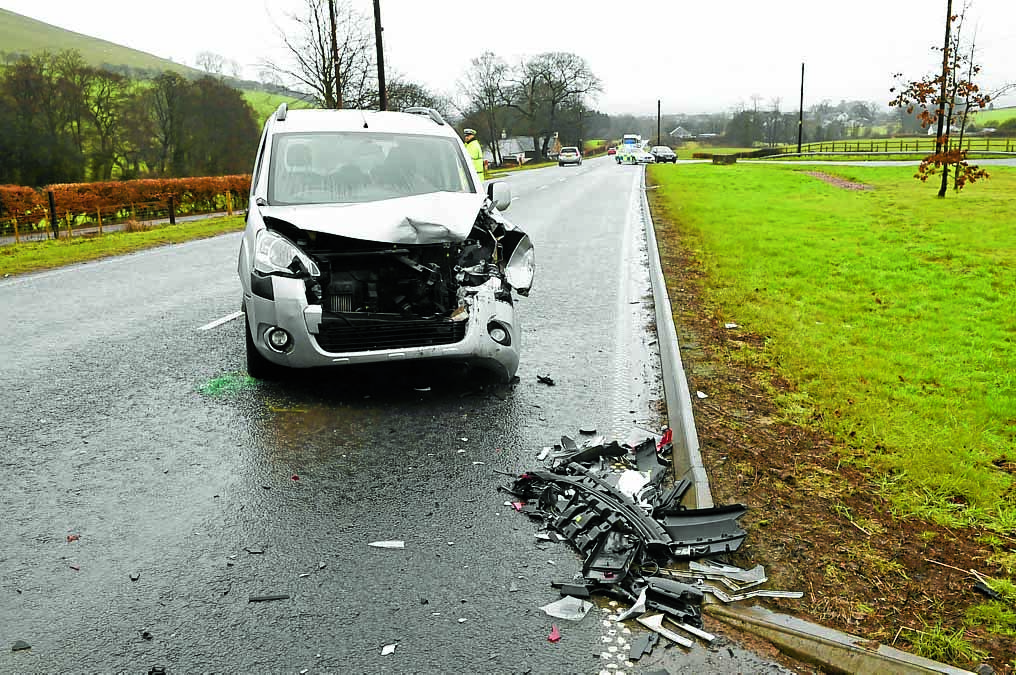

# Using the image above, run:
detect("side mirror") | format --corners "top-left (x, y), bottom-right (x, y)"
top-left (486, 181), bottom-right (511, 212)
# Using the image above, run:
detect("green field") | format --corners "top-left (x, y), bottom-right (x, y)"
top-left (972, 105), bottom-right (1016, 126)
top-left (648, 162), bottom-right (1016, 534)
top-left (243, 90), bottom-right (312, 124)
top-left (0, 216), bottom-right (244, 276)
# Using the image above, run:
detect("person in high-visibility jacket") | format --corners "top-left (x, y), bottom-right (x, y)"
top-left (463, 128), bottom-right (485, 178)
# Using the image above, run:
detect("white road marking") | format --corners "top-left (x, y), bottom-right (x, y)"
top-left (198, 310), bottom-right (244, 331)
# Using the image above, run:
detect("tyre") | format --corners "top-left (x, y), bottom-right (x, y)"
top-left (245, 316), bottom-right (283, 380)
top-left (559, 162), bottom-right (564, 167)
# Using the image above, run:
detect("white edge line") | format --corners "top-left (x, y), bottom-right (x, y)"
top-left (198, 310), bottom-right (244, 332)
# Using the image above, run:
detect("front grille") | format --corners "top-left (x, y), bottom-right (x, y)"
top-left (314, 314), bottom-right (467, 353)
top-left (328, 294), bottom-right (353, 312)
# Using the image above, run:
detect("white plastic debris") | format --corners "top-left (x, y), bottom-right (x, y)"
top-left (696, 391), bottom-right (708, 399)
top-left (537, 447), bottom-right (551, 461)
top-left (380, 643), bottom-right (397, 656)
top-left (615, 470), bottom-right (651, 501)
top-left (541, 595), bottom-right (594, 621)
top-left (368, 540), bottom-right (405, 549)
top-left (724, 322), bottom-right (738, 329)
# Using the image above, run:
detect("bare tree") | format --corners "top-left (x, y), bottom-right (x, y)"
top-left (261, 0), bottom-right (375, 109)
top-left (386, 72), bottom-right (452, 118)
top-left (458, 52), bottom-right (509, 165)
top-left (528, 52), bottom-right (602, 157)
top-left (195, 51), bottom-right (225, 75)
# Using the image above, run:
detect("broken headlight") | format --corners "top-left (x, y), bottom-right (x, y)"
top-left (254, 230), bottom-right (320, 277)
top-left (504, 234), bottom-right (535, 295)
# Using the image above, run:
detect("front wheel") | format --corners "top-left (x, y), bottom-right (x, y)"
top-left (558, 162), bottom-right (564, 167)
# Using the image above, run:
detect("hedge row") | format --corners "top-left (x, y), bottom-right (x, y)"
top-left (0, 175), bottom-right (251, 223)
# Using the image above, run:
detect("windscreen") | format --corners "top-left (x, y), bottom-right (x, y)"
top-left (268, 131), bottom-right (476, 205)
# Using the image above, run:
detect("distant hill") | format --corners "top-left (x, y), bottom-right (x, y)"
top-left (0, 8), bottom-right (202, 77)
top-left (0, 8), bottom-right (311, 112)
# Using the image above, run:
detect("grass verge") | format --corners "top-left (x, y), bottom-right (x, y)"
top-left (648, 161), bottom-right (1016, 669)
top-left (648, 162), bottom-right (1015, 532)
top-left (0, 215), bottom-right (245, 277)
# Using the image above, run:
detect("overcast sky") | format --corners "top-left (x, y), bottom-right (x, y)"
top-left (3, 0), bottom-right (1015, 115)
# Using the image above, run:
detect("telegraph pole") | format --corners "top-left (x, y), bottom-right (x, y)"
top-left (797, 62), bottom-right (805, 153)
top-left (657, 99), bottom-right (661, 146)
top-left (328, 0), bottom-right (341, 109)
top-left (372, 0), bottom-right (387, 111)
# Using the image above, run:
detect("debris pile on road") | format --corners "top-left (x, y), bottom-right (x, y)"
top-left (506, 431), bottom-right (801, 656)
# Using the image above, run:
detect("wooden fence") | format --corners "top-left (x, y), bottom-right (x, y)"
top-left (777, 137), bottom-right (1016, 155)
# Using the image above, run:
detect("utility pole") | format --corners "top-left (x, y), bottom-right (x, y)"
top-left (327, 0), bottom-right (341, 109)
top-left (657, 99), bottom-right (661, 146)
top-left (372, 0), bottom-right (387, 111)
top-left (935, 0), bottom-right (953, 197)
top-left (797, 62), bottom-right (805, 153)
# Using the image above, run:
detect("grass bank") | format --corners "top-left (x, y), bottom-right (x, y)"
top-left (0, 215), bottom-right (244, 277)
top-left (648, 162), bottom-right (1016, 534)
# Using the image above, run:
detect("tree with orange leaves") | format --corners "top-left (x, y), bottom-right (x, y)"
top-left (889, 0), bottom-right (1003, 197)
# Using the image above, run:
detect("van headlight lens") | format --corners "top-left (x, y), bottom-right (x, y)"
top-left (253, 230), bottom-right (320, 277)
top-left (505, 235), bottom-right (535, 294)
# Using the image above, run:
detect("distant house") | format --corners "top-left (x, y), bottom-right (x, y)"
top-left (483, 135), bottom-right (558, 165)
top-left (669, 126), bottom-right (693, 139)
top-left (926, 124), bottom-right (961, 135)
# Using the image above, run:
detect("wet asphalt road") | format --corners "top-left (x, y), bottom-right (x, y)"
top-left (1, 157), bottom-right (789, 674)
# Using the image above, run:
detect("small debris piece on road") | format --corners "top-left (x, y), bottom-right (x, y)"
top-left (130, 572), bottom-right (141, 582)
top-left (148, 667), bottom-right (166, 675)
top-left (637, 614), bottom-right (694, 648)
top-left (579, 426), bottom-right (596, 434)
top-left (541, 596), bottom-right (593, 621)
top-left (368, 540), bottom-right (405, 549)
top-left (458, 618), bottom-right (468, 623)
top-left (548, 625), bottom-right (561, 643)
top-left (66, 534), bottom-right (80, 543)
top-left (244, 546), bottom-right (265, 554)
top-left (140, 631), bottom-right (153, 641)
top-left (656, 427), bottom-right (673, 451)
top-left (69, 564), bottom-right (80, 571)
top-left (291, 474), bottom-right (300, 481)
top-left (318, 561), bottom-right (327, 569)
top-left (537, 374), bottom-right (555, 386)
top-left (249, 594), bottom-right (290, 603)
top-left (628, 632), bottom-right (658, 661)
top-left (380, 643), bottom-right (397, 656)
top-left (11, 640), bottom-right (31, 652)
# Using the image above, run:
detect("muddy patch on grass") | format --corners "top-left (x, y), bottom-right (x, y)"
top-left (801, 170), bottom-right (874, 191)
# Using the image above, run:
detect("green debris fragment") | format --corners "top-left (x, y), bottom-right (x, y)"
top-left (198, 373), bottom-right (257, 397)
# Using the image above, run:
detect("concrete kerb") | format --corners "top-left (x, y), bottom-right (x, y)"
top-left (705, 604), bottom-right (976, 675)
top-left (640, 165), bottom-right (976, 675)
top-left (639, 165), bottom-right (713, 509)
